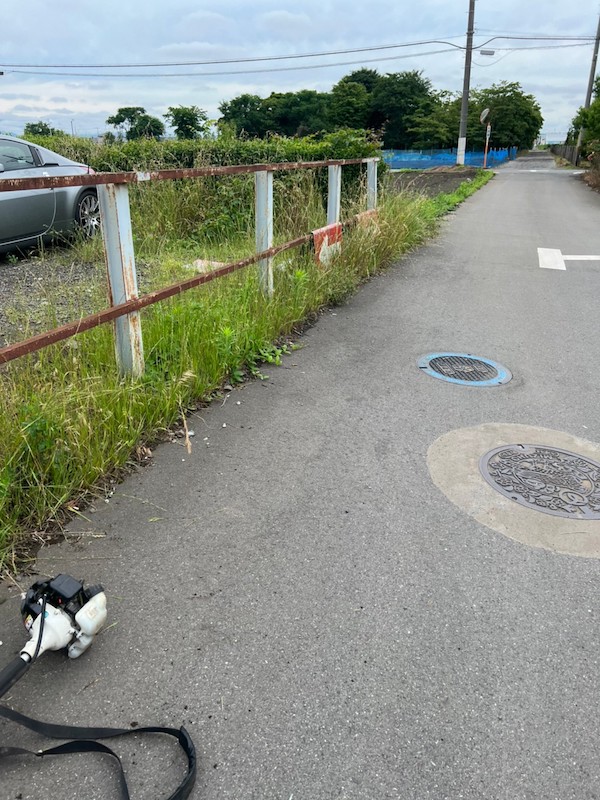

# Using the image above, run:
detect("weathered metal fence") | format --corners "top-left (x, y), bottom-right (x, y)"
top-left (550, 144), bottom-right (579, 165)
top-left (0, 157), bottom-right (378, 376)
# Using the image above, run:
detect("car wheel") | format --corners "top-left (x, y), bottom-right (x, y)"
top-left (75, 190), bottom-right (101, 237)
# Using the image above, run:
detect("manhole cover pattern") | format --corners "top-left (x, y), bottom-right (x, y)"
top-left (480, 445), bottom-right (600, 519)
top-left (429, 355), bottom-right (497, 381)
top-left (417, 353), bottom-right (512, 386)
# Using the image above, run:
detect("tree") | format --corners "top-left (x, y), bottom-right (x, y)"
top-left (24, 121), bottom-right (63, 137)
top-left (127, 114), bottom-right (165, 140)
top-left (106, 106), bottom-right (146, 137)
top-left (164, 105), bottom-right (208, 139)
top-left (338, 69), bottom-right (381, 95)
top-left (403, 82), bottom-right (543, 151)
top-left (106, 107), bottom-right (165, 139)
top-left (328, 81), bottom-right (370, 130)
top-left (471, 82), bottom-right (543, 150)
top-left (218, 94), bottom-right (268, 137)
top-left (262, 90), bottom-right (330, 137)
top-left (370, 71), bottom-right (435, 148)
top-left (571, 77), bottom-right (600, 151)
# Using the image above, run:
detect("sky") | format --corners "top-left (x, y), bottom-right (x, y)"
top-left (1, 0), bottom-right (599, 144)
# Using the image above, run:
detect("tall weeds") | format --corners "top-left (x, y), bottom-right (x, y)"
top-left (0, 168), bottom-right (492, 567)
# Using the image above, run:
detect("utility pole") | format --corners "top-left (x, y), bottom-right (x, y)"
top-left (575, 12), bottom-right (600, 161)
top-left (456, 0), bottom-right (476, 165)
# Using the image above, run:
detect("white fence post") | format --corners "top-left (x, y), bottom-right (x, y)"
top-left (98, 183), bottom-right (145, 378)
top-left (367, 160), bottom-right (378, 211)
top-left (255, 170), bottom-right (274, 296)
top-left (327, 165), bottom-right (342, 225)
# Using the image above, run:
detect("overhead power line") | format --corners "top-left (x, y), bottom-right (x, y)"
top-left (0, 38), bottom-right (466, 69)
top-left (6, 48), bottom-right (462, 78)
top-left (0, 33), bottom-right (595, 70)
top-left (5, 42), bottom-right (593, 79)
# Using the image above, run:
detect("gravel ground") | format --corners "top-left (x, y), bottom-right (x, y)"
top-left (0, 252), bottom-right (106, 347)
top-left (387, 165), bottom-right (481, 197)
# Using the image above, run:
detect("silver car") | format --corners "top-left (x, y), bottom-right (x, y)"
top-left (0, 135), bottom-right (100, 253)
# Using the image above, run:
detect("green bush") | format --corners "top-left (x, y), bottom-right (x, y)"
top-left (26, 129), bottom-right (381, 172)
top-left (25, 130), bottom-right (382, 257)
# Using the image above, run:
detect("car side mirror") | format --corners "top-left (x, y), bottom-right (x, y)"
top-left (0, 163), bottom-right (4, 173)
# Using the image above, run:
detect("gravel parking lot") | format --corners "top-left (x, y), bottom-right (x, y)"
top-left (0, 253), bottom-right (105, 347)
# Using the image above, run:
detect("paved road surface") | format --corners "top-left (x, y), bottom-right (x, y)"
top-left (2, 152), bottom-right (600, 799)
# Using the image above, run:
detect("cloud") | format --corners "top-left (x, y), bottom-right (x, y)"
top-left (178, 11), bottom-right (231, 34)
top-left (0, 93), bottom-right (40, 101)
top-left (155, 41), bottom-right (243, 61)
top-left (0, 0), bottom-right (597, 137)
top-left (257, 10), bottom-right (313, 38)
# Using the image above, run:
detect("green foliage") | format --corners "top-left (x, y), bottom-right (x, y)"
top-left (24, 121), bottom-right (64, 137)
top-left (164, 105), bottom-right (209, 139)
top-left (405, 81), bottom-right (543, 151)
top-left (265, 90), bottom-right (331, 137)
top-left (127, 114), bottom-right (165, 140)
top-left (219, 90), bottom-right (331, 137)
top-left (24, 130), bottom-right (381, 172)
top-left (570, 77), bottom-right (600, 157)
top-left (370, 71), bottom-right (436, 148)
top-left (219, 94), bottom-right (267, 137)
top-left (106, 107), bottom-right (165, 140)
top-left (329, 81), bottom-right (370, 130)
top-left (408, 91), bottom-right (456, 149)
top-left (472, 82), bottom-right (543, 149)
top-left (338, 69), bottom-right (381, 95)
top-left (22, 131), bottom-right (381, 259)
top-left (216, 68), bottom-right (543, 152)
top-left (106, 106), bottom-right (146, 132)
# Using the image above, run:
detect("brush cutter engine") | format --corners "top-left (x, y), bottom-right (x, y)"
top-left (21, 573), bottom-right (107, 661)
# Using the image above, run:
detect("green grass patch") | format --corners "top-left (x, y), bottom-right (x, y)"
top-left (0, 168), bottom-right (492, 570)
top-left (422, 169), bottom-right (494, 216)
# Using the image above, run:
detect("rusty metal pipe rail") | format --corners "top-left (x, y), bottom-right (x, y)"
top-left (1, 156), bottom-right (379, 375)
top-left (0, 236), bottom-right (312, 365)
top-left (0, 158), bottom-right (377, 193)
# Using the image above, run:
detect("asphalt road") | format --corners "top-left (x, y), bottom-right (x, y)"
top-left (2, 151), bottom-right (600, 799)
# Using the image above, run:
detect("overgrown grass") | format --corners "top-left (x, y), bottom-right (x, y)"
top-left (0, 168), bottom-right (492, 569)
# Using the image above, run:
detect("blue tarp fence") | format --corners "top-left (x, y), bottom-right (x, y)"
top-left (382, 147), bottom-right (518, 170)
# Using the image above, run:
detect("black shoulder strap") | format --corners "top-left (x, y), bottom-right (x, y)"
top-left (0, 704), bottom-right (197, 800)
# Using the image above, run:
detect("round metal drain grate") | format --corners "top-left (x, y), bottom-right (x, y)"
top-left (480, 444), bottom-right (600, 520)
top-left (417, 353), bottom-right (512, 386)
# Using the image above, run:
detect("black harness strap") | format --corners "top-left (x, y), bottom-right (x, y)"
top-left (0, 704), bottom-right (197, 800)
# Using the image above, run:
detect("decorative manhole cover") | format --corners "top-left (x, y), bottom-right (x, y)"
top-left (417, 353), bottom-right (512, 386)
top-left (480, 444), bottom-right (600, 519)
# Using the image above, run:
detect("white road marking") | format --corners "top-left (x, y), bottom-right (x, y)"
top-left (538, 248), bottom-right (600, 270)
top-left (538, 247), bottom-right (566, 269)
